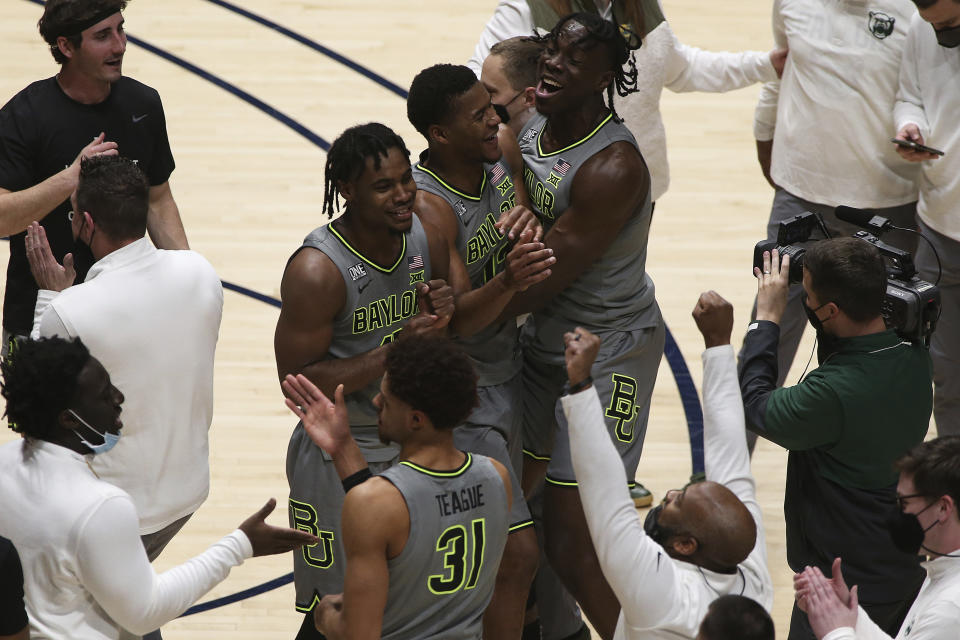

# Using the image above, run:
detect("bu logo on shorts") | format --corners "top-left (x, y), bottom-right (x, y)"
top-left (868, 11), bottom-right (896, 39)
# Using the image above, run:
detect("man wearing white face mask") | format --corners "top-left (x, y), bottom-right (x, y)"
top-left (24, 155), bottom-right (223, 565)
top-left (893, 0), bottom-right (960, 439)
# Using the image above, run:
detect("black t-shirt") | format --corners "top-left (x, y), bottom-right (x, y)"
top-left (0, 536), bottom-right (27, 635)
top-left (0, 76), bottom-right (175, 333)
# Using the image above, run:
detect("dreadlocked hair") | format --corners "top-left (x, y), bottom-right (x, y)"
top-left (322, 123), bottom-right (411, 219)
top-left (545, 12), bottom-right (641, 122)
top-left (1, 337), bottom-right (91, 440)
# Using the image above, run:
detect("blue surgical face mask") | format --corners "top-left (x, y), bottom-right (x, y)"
top-left (70, 409), bottom-right (120, 455)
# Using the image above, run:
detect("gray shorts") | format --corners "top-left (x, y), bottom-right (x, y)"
top-left (463, 373), bottom-right (524, 476)
top-left (455, 378), bottom-right (532, 531)
top-left (521, 322), bottom-right (665, 486)
top-left (286, 424), bottom-right (398, 612)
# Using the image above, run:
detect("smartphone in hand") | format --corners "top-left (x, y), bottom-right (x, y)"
top-left (890, 137), bottom-right (945, 156)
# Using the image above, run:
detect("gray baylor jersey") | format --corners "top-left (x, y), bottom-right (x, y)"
top-left (518, 112), bottom-right (659, 363)
top-left (379, 453), bottom-right (509, 640)
top-left (286, 216), bottom-right (434, 611)
top-left (413, 157), bottom-right (521, 386)
top-left (296, 215), bottom-right (432, 456)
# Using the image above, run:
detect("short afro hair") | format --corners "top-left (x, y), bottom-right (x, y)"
top-left (407, 64), bottom-right (480, 139)
top-left (2, 337), bottom-right (91, 440)
top-left (384, 335), bottom-right (476, 430)
top-left (38, 0), bottom-right (128, 65)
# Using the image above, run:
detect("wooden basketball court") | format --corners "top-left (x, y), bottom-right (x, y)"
top-left (0, 1), bottom-right (835, 637)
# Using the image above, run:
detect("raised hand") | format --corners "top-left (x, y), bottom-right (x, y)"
top-left (283, 374), bottom-right (352, 456)
top-left (25, 221), bottom-right (76, 291)
top-left (692, 291), bottom-right (734, 348)
top-left (754, 248), bottom-right (790, 324)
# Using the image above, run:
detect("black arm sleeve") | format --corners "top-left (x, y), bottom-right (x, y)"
top-left (0, 537), bottom-right (28, 636)
top-left (738, 321), bottom-right (781, 436)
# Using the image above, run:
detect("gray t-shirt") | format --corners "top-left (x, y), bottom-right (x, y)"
top-left (296, 216), bottom-right (432, 459)
top-left (518, 111), bottom-right (659, 364)
top-left (413, 156), bottom-right (521, 386)
top-left (379, 453), bottom-right (509, 640)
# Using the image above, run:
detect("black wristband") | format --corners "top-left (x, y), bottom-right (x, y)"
top-left (564, 375), bottom-right (593, 396)
top-left (341, 467), bottom-right (373, 493)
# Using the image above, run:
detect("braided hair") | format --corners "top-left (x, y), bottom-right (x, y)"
top-left (543, 12), bottom-right (642, 122)
top-left (322, 123), bottom-right (411, 219)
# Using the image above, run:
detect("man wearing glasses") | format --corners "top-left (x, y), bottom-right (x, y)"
top-left (795, 435), bottom-right (960, 640)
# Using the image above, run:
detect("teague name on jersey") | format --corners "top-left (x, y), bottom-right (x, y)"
top-left (435, 484), bottom-right (486, 517)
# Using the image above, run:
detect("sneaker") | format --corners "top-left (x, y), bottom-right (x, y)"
top-left (630, 482), bottom-right (653, 508)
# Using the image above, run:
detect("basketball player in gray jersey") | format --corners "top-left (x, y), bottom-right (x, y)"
top-left (275, 123), bottom-right (551, 639)
top-left (274, 123), bottom-right (459, 638)
top-left (493, 14), bottom-right (666, 640)
top-left (281, 335), bottom-right (510, 640)
top-left (408, 63), bottom-right (553, 638)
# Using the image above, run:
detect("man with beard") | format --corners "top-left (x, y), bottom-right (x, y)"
top-left (558, 293), bottom-right (772, 639)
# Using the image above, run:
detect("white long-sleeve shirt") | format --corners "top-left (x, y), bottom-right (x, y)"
top-left (821, 552), bottom-right (960, 640)
top-left (31, 237), bottom-right (223, 534)
top-left (754, 0), bottom-right (919, 208)
top-left (894, 14), bottom-right (960, 241)
top-left (467, 0), bottom-right (776, 202)
top-left (0, 439), bottom-right (253, 640)
top-left (561, 345), bottom-right (772, 639)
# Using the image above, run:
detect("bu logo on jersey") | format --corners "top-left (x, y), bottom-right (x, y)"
top-left (868, 11), bottom-right (895, 39)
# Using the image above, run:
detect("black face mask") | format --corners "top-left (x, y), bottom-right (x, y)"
top-left (887, 500), bottom-right (939, 555)
top-left (934, 23), bottom-right (960, 48)
top-left (492, 102), bottom-right (511, 125)
top-left (644, 503), bottom-right (677, 546)
top-left (801, 292), bottom-right (832, 335)
top-left (492, 90), bottom-right (524, 126)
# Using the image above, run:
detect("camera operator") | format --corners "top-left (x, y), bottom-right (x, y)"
top-left (740, 238), bottom-right (933, 640)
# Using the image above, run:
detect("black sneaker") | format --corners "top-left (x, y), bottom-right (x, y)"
top-left (630, 482), bottom-right (653, 508)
